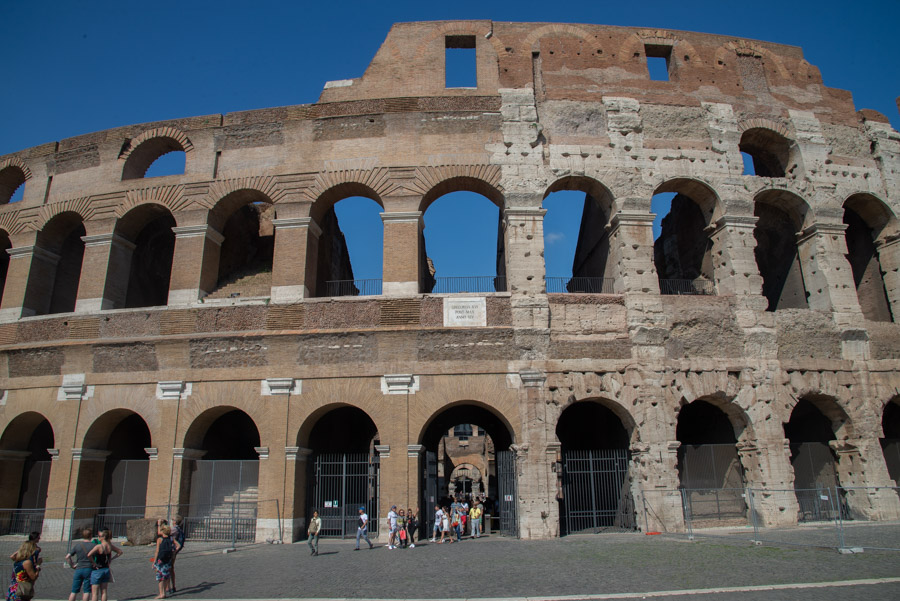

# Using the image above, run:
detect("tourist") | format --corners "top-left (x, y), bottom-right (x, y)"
top-left (407, 507), bottom-right (418, 547)
top-left (469, 499), bottom-right (483, 538)
top-left (152, 524), bottom-right (176, 599)
top-left (87, 528), bottom-right (122, 601)
top-left (431, 505), bottom-right (443, 542)
top-left (307, 510), bottom-right (321, 556)
top-left (168, 515), bottom-right (185, 594)
top-left (438, 506), bottom-right (452, 544)
top-left (355, 506), bottom-right (373, 550)
top-left (396, 509), bottom-right (408, 548)
top-left (65, 528), bottom-right (94, 601)
top-left (6, 540), bottom-right (39, 601)
top-left (386, 505), bottom-right (399, 549)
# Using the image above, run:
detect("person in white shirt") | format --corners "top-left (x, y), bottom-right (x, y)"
top-left (431, 505), bottom-right (444, 542)
top-left (386, 506), bottom-right (399, 549)
top-left (355, 506), bottom-right (373, 550)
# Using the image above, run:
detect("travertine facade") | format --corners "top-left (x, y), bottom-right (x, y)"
top-left (0, 21), bottom-right (899, 541)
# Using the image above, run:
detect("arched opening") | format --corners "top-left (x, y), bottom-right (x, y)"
top-left (301, 406), bottom-right (380, 538)
top-left (739, 128), bottom-right (792, 177)
top-left (74, 411), bottom-right (152, 537)
top-left (556, 400), bottom-right (635, 535)
top-left (449, 463), bottom-right (483, 498)
top-left (652, 180), bottom-right (718, 295)
top-left (420, 403), bottom-right (517, 537)
top-left (181, 408), bottom-right (261, 542)
top-left (543, 177), bottom-right (615, 293)
top-left (114, 205), bottom-right (176, 309)
top-left (843, 194), bottom-right (895, 322)
top-left (880, 397), bottom-right (900, 488)
top-left (0, 414), bottom-right (54, 535)
top-left (676, 400), bottom-right (747, 525)
top-left (784, 397), bottom-right (844, 521)
top-left (36, 213), bottom-right (86, 315)
top-left (754, 191), bottom-right (809, 311)
top-left (421, 179), bottom-right (505, 293)
top-left (205, 191), bottom-right (275, 300)
top-left (309, 186), bottom-right (384, 297)
top-left (0, 229), bottom-right (11, 307)
top-left (122, 137), bottom-right (187, 180)
top-left (0, 166), bottom-right (27, 204)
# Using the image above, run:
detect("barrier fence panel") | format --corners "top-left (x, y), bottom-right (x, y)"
top-left (308, 452), bottom-right (380, 538)
top-left (0, 507), bottom-right (46, 537)
top-left (561, 449), bottom-right (635, 534)
top-left (835, 486), bottom-right (900, 552)
top-left (423, 451), bottom-right (438, 534)
top-left (497, 450), bottom-right (518, 537)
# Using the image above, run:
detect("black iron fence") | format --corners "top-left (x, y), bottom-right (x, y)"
top-left (659, 278), bottom-right (715, 295)
top-left (325, 279), bottom-right (383, 297)
top-left (308, 452), bottom-right (380, 538)
top-left (430, 276), bottom-right (506, 294)
top-left (546, 276), bottom-right (616, 294)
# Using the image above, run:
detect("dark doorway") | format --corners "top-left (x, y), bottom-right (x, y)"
top-left (785, 399), bottom-right (842, 521)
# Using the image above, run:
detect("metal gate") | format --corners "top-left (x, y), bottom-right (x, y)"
top-left (790, 442), bottom-right (844, 522)
top-left (308, 452), bottom-right (379, 538)
top-left (497, 450), bottom-right (518, 537)
top-left (560, 449), bottom-right (635, 535)
top-left (423, 451), bottom-right (438, 533)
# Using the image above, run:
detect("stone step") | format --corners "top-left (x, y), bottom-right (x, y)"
top-left (206, 269), bottom-right (272, 299)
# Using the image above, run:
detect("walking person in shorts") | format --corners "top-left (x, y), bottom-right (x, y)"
top-left (355, 506), bottom-right (373, 550)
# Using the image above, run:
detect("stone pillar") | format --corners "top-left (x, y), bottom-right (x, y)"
top-left (607, 211), bottom-right (659, 294)
top-left (271, 217), bottom-right (321, 302)
top-left (374, 444), bottom-right (395, 540)
top-left (407, 444), bottom-right (425, 525)
top-left (875, 237), bottom-right (900, 320)
top-left (707, 215), bottom-right (763, 297)
top-left (142, 447), bottom-right (169, 512)
top-left (0, 232), bottom-right (59, 321)
top-left (831, 438), bottom-right (900, 520)
top-left (796, 223), bottom-right (870, 359)
top-left (382, 211), bottom-right (422, 296)
top-left (167, 225), bottom-right (224, 305)
top-left (503, 206), bottom-right (547, 297)
top-left (170, 448), bottom-right (206, 507)
top-left (75, 232), bottom-right (135, 312)
top-left (737, 438), bottom-right (799, 527)
top-left (254, 445), bottom-right (287, 542)
top-left (286, 446), bottom-right (313, 542)
top-left (631, 440), bottom-right (684, 533)
top-left (514, 369), bottom-right (558, 539)
top-left (40, 448), bottom-right (69, 541)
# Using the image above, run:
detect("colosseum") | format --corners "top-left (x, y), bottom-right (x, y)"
top-left (0, 20), bottom-right (898, 543)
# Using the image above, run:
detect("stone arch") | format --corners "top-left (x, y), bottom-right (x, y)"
top-left (36, 197), bottom-right (95, 231)
top-left (181, 405), bottom-right (261, 455)
top-left (753, 188), bottom-right (813, 310)
top-left (119, 127), bottom-right (193, 180)
top-left (717, 41), bottom-right (791, 80)
top-left (738, 122), bottom-right (795, 178)
top-left (112, 203), bottom-right (176, 309)
top-left (843, 192), bottom-right (897, 322)
top-left (417, 400), bottom-right (516, 452)
top-left (0, 159), bottom-right (31, 204)
top-left (784, 392), bottom-right (855, 441)
top-left (295, 403), bottom-right (381, 453)
top-left (880, 396), bottom-right (900, 485)
top-left (120, 185), bottom-right (193, 217)
top-left (522, 23), bottom-right (595, 53)
top-left (0, 412), bottom-right (55, 517)
top-left (35, 211), bottom-right (87, 315)
top-left (555, 396), bottom-right (639, 446)
top-left (414, 167), bottom-right (504, 213)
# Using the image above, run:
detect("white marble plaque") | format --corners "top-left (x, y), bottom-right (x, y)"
top-left (443, 297), bottom-right (486, 327)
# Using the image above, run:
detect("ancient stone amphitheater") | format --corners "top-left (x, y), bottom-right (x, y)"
top-left (0, 21), bottom-right (898, 542)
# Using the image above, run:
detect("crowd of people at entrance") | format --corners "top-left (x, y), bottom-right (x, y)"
top-left (430, 495), bottom-right (486, 544)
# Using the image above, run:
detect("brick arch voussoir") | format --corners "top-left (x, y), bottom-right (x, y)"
top-left (206, 176), bottom-right (286, 208)
top-left (36, 197), bottom-right (95, 231)
top-left (118, 126), bottom-right (194, 162)
top-left (719, 41), bottom-right (790, 80)
top-left (738, 117), bottom-right (792, 140)
top-left (119, 185), bottom-right (192, 218)
top-left (303, 167), bottom-right (397, 205)
top-left (0, 157), bottom-right (33, 181)
top-left (0, 208), bottom-right (30, 235)
top-left (178, 395), bottom-right (270, 450)
top-left (523, 23), bottom-right (595, 53)
top-left (410, 164), bottom-right (503, 198)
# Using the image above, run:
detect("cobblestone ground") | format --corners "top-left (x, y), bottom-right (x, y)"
top-left (6, 525), bottom-right (900, 601)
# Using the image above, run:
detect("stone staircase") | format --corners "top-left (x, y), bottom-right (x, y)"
top-left (206, 485), bottom-right (259, 519)
top-left (205, 269), bottom-right (272, 300)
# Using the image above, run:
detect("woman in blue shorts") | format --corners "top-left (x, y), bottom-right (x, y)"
top-left (87, 529), bottom-right (122, 601)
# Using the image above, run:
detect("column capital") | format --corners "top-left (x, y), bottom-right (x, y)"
top-left (173, 448), bottom-right (207, 460)
top-left (81, 232), bottom-right (136, 251)
top-left (374, 444), bottom-right (391, 458)
top-left (171, 224), bottom-right (225, 246)
top-left (503, 206), bottom-right (547, 220)
top-left (518, 369), bottom-right (546, 388)
top-left (8, 245), bottom-right (60, 265)
top-left (380, 211), bottom-right (423, 225)
top-left (285, 446), bottom-right (313, 461)
top-left (261, 377), bottom-right (302, 396)
top-left (144, 447), bottom-right (159, 460)
top-left (797, 222), bottom-right (847, 244)
top-left (708, 214), bottom-right (758, 235)
top-left (156, 381), bottom-right (192, 400)
top-left (381, 374), bottom-right (419, 395)
top-left (407, 444), bottom-right (425, 457)
top-left (272, 217), bottom-right (322, 238)
top-left (608, 211), bottom-right (656, 232)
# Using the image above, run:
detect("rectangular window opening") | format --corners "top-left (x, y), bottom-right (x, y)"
top-left (445, 35), bottom-right (477, 88)
top-left (645, 44), bottom-right (672, 82)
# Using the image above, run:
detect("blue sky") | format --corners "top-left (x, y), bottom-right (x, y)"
top-left (1, 1), bottom-right (897, 282)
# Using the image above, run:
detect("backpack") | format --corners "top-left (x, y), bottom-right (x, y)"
top-left (157, 536), bottom-right (173, 563)
top-left (173, 525), bottom-right (185, 548)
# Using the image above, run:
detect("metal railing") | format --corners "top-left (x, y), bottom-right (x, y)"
top-left (659, 278), bottom-right (715, 295)
top-left (0, 508), bottom-right (45, 536)
top-left (430, 276), bottom-right (506, 294)
top-left (546, 276), bottom-right (616, 294)
top-left (325, 279), bottom-right (383, 297)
